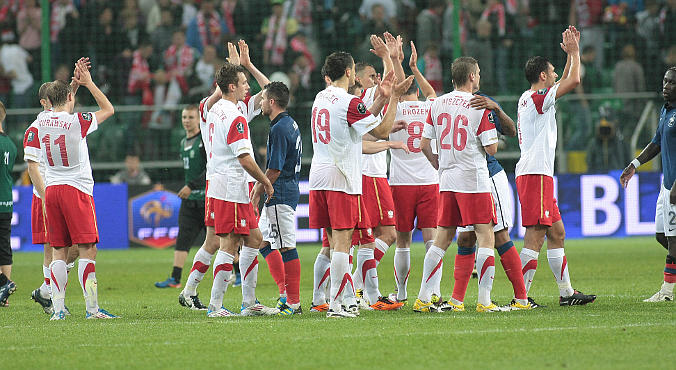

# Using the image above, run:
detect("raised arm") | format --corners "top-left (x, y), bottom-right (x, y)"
top-left (409, 41), bottom-right (436, 99)
top-left (238, 40), bottom-right (270, 93)
top-left (556, 26), bottom-right (581, 99)
top-left (370, 35), bottom-right (394, 78)
top-left (74, 60), bottom-right (114, 124)
top-left (70, 57), bottom-right (91, 96)
top-left (368, 75), bottom-right (415, 139)
top-left (384, 32), bottom-right (405, 83)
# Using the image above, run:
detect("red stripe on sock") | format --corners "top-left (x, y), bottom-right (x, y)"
top-left (318, 268), bottom-right (330, 288)
top-left (361, 259), bottom-right (377, 284)
top-left (213, 263), bottom-right (233, 278)
top-left (284, 259), bottom-right (301, 304)
top-left (500, 247), bottom-right (527, 300)
top-left (81, 262), bottom-right (96, 287)
top-left (50, 270), bottom-right (60, 292)
top-left (335, 273), bottom-right (353, 300)
top-left (522, 259), bottom-right (538, 275)
top-left (452, 253), bottom-right (474, 302)
top-left (44, 278), bottom-right (50, 286)
top-left (374, 248), bottom-right (385, 262)
top-left (243, 258), bottom-right (259, 281)
top-left (480, 256), bottom-right (494, 281)
top-left (264, 250), bottom-right (286, 294)
top-left (560, 256), bottom-right (568, 280)
top-left (665, 263), bottom-right (676, 283)
top-left (191, 261), bottom-right (209, 274)
top-left (425, 259), bottom-right (444, 283)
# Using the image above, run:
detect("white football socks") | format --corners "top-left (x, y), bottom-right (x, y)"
top-left (357, 248), bottom-right (380, 304)
top-left (78, 259), bottom-right (99, 313)
top-left (312, 253), bottom-right (330, 305)
top-left (394, 248), bottom-right (410, 301)
top-left (425, 240), bottom-right (441, 296)
top-left (239, 246), bottom-right (259, 306)
top-left (418, 246), bottom-right (445, 302)
top-left (49, 260), bottom-right (68, 313)
top-left (547, 248), bottom-right (574, 297)
top-left (183, 247), bottom-right (214, 296)
top-left (476, 248), bottom-right (495, 306)
top-left (39, 265), bottom-right (51, 298)
top-left (520, 248), bottom-right (539, 294)
top-left (209, 251), bottom-right (234, 309)
top-left (329, 251), bottom-right (350, 311)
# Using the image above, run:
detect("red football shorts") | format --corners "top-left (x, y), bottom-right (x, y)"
top-left (31, 194), bottom-right (48, 244)
top-left (362, 176), bottom-right (396, 227)
top-left (45, 185), bottom-right (98, 248)
top-left (204, 180), bottom-right (215, 227)
top-left (391, 184), bottom-right (439, 232)
top-left (309, 190), bottom-right (369, 230)
top-left (516, 174), bottom-right (562, 227)
top-left (438, 191), bottom-right (496, 228)
top-left (213, 199), bottom-right (258, 235)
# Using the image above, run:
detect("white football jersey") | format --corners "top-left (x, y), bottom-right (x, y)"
top-left (237, 93), bottom-right (262, 183)
top-left (205, 99), bottom-right (254, 204)
top-left (23, 111), bottom-right (49, 198)
top-left (389, 99), bottom-right (439, 185)
top-left (515, 84), bottom-right (560, 177)
top-left (199, 96), bottom-right (215, 180)
top-left (28, 111), bottom-right (98, 195)
top-left (360, 86), bottom-right (388, 178)
top-left (423, 91), bottom-right (498, 193)
top-left (309, 86), bottom-right (381, 194)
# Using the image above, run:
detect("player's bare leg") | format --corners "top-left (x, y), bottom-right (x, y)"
top-left (181, 226), bottom-right (219, 308)
top-left (373, 225), bottom-right (395, 264)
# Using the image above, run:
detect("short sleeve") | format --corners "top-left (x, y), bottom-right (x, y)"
top-left (267, 125), bottom-right (288, 171)
top-left (23, 126), bottom-right (41, 162)
top-left (531, 84), bottom-right (559, 114)
top-left (651, 121), bottom-right (662, 145)
top-left (422, 109), bottom-right (436, 139)
top-left (241, 93), bottom-right (262, 122)
top-left (78, 112), bottom-right (98, 137)
top-left (199, 97), bottom-right (209, 123)
top-left (347, 97), bottom-right (380, 136)
top-left (477, 110), bottom-right (498, 146)
top-left (226, 115), bottom-right (253, 156)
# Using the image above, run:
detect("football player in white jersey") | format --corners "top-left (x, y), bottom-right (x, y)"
top-left (516, 26), bottom-right (596, 306)
top-left (414, 57), bottom-right (502, 313)
top-left (388, 40), bottom-right (441, 304)
top-left (204, 63), bottom-right (277, 317)
top-left (28, 60), bottom-right (116, 320)
top-left (179, 40), bottom-right (271, 308)
top-left (308, 51), bottom-right (412, 317)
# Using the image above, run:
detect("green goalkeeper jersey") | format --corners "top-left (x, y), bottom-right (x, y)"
top-left (0, 132), bottom-right (16, 213)
top-left (181, 132), bottom-right (206, 202)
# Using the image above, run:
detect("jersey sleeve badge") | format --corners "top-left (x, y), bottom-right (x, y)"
top-left (357, 102), bottom-right (367, 114)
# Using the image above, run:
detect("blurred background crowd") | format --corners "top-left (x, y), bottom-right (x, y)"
top-left (1, 0), bottom-right (674, 183)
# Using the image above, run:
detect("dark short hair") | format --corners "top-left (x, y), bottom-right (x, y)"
top-left (46, 80), bottom-right (72, 107)
top-left (38, 82), bottom-right (51, 101)
top-left (264, 81), bottom-right (290, 109)
top-left (322, 52), bottom-right (354, 82)
top-left (348, 80), bottom-right (363, 95)
top-left (215, 63), bottom-right (245, 93)
top-left (183, 104), bottom-right (199, 112)
top-left (668, 66), bottom-right (676, 74)
top-left (355, 62), bottom-right (373, 75)
top-left (451, 56), bottom-right (478, 87)
top-left (525, 56), bottom-right (551, 84)
top-left (405, 81), bottom-right (419, 96)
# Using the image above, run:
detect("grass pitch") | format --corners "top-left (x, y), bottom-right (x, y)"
top-left (2, 237), bottom-right (674, 369)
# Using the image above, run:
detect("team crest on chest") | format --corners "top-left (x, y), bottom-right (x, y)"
top-left (669, 115), bottom-right (675, 127)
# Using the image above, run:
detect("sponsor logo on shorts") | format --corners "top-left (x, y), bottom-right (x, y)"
top-left (241, 219), bottom-right (246, 227)
top-left (387, 210), bottom-right (394, 219)
top-left (545, 210), bottom-right (550, 218)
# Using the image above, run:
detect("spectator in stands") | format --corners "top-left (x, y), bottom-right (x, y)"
top-left (186, 0), bottom-right (229, 54)
top-left (570, 0), bottom-right (605, 70)
top-left (17, 0), bottom-right (41, 79)
top-left (261, 0), bottom-right (298, 68)
top-left (0, 39), bottom-right (33, 116)
top-left (91, 7), bottom-right (126, 87)
top-left (49, 0), bottom-right (76, 68)
top-left (586, 110), bottom-right (629, 172)
top-left (125, 41), bottom-right (154, 148)
top-left (417, 43), bottom-right (443, 95)
top-left (121, 8), bottom-right (149, 58)
top-left (147, 0), bottom-right (181, 34)
top-left (151, 8), bottom-right (177, 57)
top-left (191, 44), bottom-right (221, 100)
top-left (181, 0), bottom-right (198, 29)
top-left (359, 0), bottom-right (397, 21)
top-left (660, 0), bottom-right (676, 52)
top-left (110, 154), bottom-right (152, 186)
top-left (363, 3), bottom-right (395, 36)
top-left (637, 0), bottom-right (662, 89)
top-left (464, 19), bottom-right (495, 94)
top-left (151, 30), bottom-right (198, 128)
top-left (0, 1), bottom-right (17, 46)
top-left (287, 52), bottom-right (313, 103)
top-left (416, 0), bottom-right (445, 69)
top-left (567, 46), bottom-right (600, 150)
top-left (614, 44), bottom-right (646, 127)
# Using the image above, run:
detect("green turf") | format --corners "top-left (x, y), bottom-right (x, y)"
top-left (2, 237), bottom-right (674, 369)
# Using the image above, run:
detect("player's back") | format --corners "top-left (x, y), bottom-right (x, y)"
top-left (425, 90), bottom-right (496, 193)
top-left (35, 111), bottom-right (98, 195)
top-left (515, 85), bottom-right (559, 177)
top-left (389, 99), bottom-right (438, 185)
top-left (309, 85), bottom-right (379, 195)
